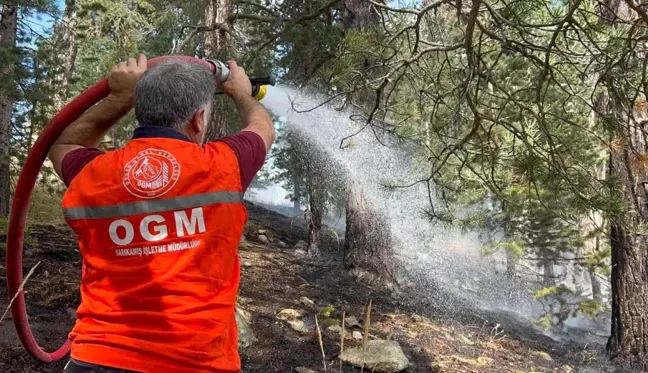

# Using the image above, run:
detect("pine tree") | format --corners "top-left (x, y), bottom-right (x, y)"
top-left (0, 4), bottom-right (19, 218)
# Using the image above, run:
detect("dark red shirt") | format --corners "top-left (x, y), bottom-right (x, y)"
top-left (61, 127), bottom-right (266, 191)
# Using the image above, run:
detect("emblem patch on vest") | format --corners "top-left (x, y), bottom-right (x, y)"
top-left (123, 148), bottom-right (181, 199)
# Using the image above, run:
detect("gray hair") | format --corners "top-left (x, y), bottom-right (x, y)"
top-left (134, 59), bottom-right (216, 129)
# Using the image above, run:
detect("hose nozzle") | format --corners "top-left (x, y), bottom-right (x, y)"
top-left (207, 59), bottom-right (275, 101)
top-left (206, 59), bottom-right (231, 83)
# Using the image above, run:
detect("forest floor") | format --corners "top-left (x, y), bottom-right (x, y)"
top-left (0, 202), bottom-right (631, 373)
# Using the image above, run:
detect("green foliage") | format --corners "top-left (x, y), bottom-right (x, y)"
top-left (482, 239), bottom-right (525, 257)
top-left (319, 304), bottom-right (336, 318)
top-left (535, 314), bottom-right (553, 330)
top-left (0, 216), bottom-right (7, 236)
top-left (534, 285), bottom-right (568, 301)
top-left (579, 300), bottom-right (605, 317)
top-left (26, 182), bottom-right (64, 225)
top-left (585, 246), bottom-right (612, 276)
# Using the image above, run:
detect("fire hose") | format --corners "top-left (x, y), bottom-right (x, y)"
top-left (5, 55), bottom-right (275, 363)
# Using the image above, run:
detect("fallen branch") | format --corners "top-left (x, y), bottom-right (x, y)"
top-left (340, 311), bottom-right (346, 373)
top-left (0, 261), bottom-right (41, 325)
top-left (315, 315), bottom-right (327, 373)
top-left (360, 299), bottom-right (373, 373)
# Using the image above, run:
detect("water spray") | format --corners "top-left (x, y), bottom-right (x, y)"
top-left (4, 55), bottom-right (275, 363)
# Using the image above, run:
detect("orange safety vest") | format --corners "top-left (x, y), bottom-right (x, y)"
top-left (62, 136), bottom-right (247, 373)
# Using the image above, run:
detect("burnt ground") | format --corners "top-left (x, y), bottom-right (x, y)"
top-left (0, 202), bottom-right (630, 373)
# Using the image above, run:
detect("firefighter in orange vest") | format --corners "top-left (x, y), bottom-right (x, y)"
top-left (48, 54), bottom-right (276, 373)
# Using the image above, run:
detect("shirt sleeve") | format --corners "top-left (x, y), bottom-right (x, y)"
top-left (217, 131), bottom-right (267, 191)
top-left (61, 148), bottom-right (104, 187)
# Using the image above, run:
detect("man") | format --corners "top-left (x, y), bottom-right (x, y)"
top-left (48, 54), bottom-right (275, 373)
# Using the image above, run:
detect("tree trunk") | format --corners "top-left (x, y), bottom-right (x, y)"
top-left (606, 132), bottom-right (648, 363)
top-left (204, 0), bottom-right (232, 59)
top-left (505, 249), bottom-right (518, 278)
top-left (307, 196), bottom-right (322, 257)
top-left (0, 5), bottom-right (18, 218)
top-left (608, 220), bottom-right (648, 363)
top-left (590, 267), bottom-right (602, 302)
top-left (26, 55), bottom-right (41, 150)
top-left (343, 0), bottom-right (379, 29)
top-left (598, 1), bottom-right (648, 364)
top-left (203, 0), bottom-right (233, 140)
top-left (51, 0), bottom-right (77, 111)
top-left (580, 208), bottom-right (606, 301)
top-left (344, 182), bottom-right (394, 278)
top-left (306, 170), bottom-right (324, 257)
top-left (293, 175), bottom-right (302, 211)
top-left (541, 252), bottom-right (556, 287)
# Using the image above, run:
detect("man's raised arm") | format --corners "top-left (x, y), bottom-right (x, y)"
top-left (48, 54), bottom-right (147, 179)
top-left (219, 61), bottom-right (276, 151)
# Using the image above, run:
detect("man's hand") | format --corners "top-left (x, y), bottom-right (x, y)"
top-left (218, 60), bottom-right (276, 151)
top-left (108, 53), bottom-right (147, 104)
top-left (49, 54), bottom-right (148, 181)
top-left (218, 60), bottom-right (252, 99)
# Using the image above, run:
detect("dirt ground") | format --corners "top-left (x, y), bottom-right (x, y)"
top-left (0, 203), bottom-right (625, 372)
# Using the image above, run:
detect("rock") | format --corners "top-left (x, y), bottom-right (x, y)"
top-left (352, 331), bottom-right (363, 340)
top-left (241, 261), bottom-right (253, 267)
top-left (277, 308), bottom-right (305, 320)
top-left (236, 307), bottom-right (257, 348)
top-left (258, 234), bottom-right (270, 244)
top-left (277, 308), bottom-right (311, 333)
top-left (300, 297), bottom-right (315, 307)
top-left (295, 368), bottom-right (318, 373)
top-left (294, 249), bottom-right (307, 256)
top-left (279, 241), bottom-right (287, 248)
top-left (287, 319), bottom-right (311, 333)
top-left (339, 339), bottom-right (411, 373)
top-left (532, 351), bottom-right (553, 362)
top-left (257, 229), bottom-right (273, 242)
top-left (345, 315), bottom-right (361, 328)
top-left (327, 325), bottom-right (342, 333)
top-left (294, 240), bottom-right (308, 250)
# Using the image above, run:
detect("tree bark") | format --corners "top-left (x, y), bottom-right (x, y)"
top-left (541, 250), bottom-right (556, 287)
top-left (598, 0), bottom-right (648, 365)
top-left (293, 175), bottom-right (302, 211)
top-left (0, 5), bottom-right (18, 218)
top-left (608, 219), bottom-right (648, 363)
top-left (590, 266), bottom-right (603, 302)
top-left (343, 0), bottom-right (379, 29)
top-left (505, 249), bottom-right (518, 278)
top-left (606, 129), bottom-right (648, 363)
top-left (307, 196), bottom-right (322, 257)
top-left (344, 182), bottom-right (394, 278)
top-left (306, 169), bottom-right (324, 257)
top-left (204, 0), bottom-right (233, 140)
top-left (204, 0), bottom-right (232, 59)
top-left (26, 55), bottom-right (41, 150)
top-left (51, 0), bottom-right (77, 111)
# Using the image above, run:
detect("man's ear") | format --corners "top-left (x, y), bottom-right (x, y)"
top-left (191, 107), bottom-right (206, 134)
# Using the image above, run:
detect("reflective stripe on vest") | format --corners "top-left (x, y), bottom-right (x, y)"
top-left (64, 191), bottom-right (243, 220)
